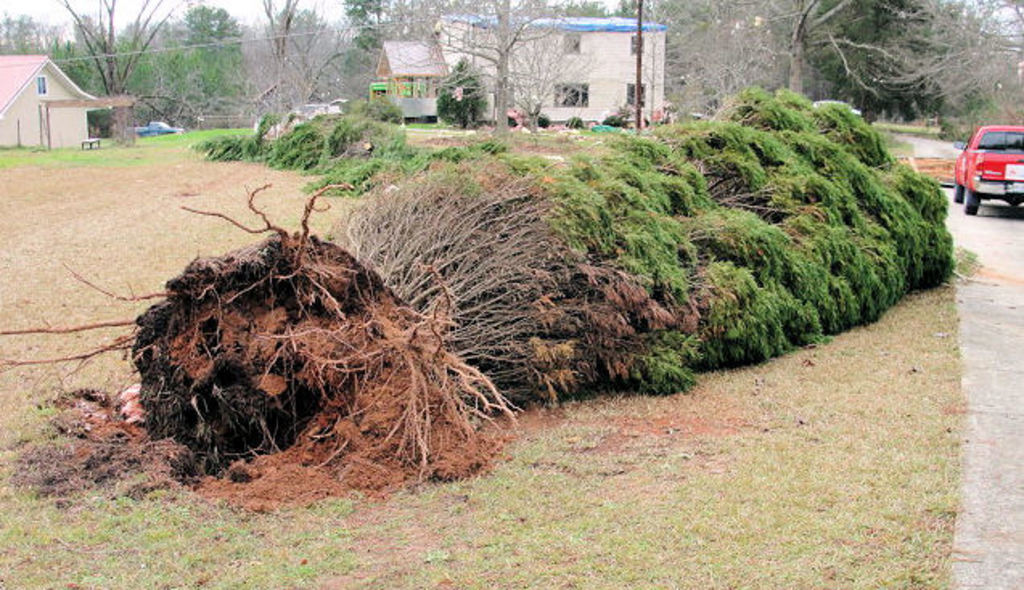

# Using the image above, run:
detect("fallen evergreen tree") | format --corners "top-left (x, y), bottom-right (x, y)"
top-left (205, 89), bottom-right (953, 404)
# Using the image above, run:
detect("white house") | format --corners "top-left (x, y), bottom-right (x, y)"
top-left (438, 16), bottom-right (667, 123)
top-left (0, 55), bottom-right (95, 148)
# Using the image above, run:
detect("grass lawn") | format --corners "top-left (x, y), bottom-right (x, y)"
top-left (0, 129), bottom-right (250, 170)
top-left (0, 141), bottom-right (964, 588)
top-left (873, 121), bottom-right (943, 138)
top-left (881, 132), bottom-right (915, 159)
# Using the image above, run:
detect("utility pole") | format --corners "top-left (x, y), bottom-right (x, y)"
top-left (635, 0), bottom-right (643, 131)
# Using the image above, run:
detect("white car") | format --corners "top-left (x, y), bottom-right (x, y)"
top-left (812, 100), bottom-right (863, 117)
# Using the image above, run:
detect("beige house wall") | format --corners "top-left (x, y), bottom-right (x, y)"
top-left (546, 30), bottom-right (665, 123)
top-left (440, 21), bottom-right (666, 123)
top-left (0, 63), bottom-right (89, 148)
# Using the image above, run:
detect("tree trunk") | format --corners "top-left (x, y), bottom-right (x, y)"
top-left (788, 39), bottom-right (805, 95)
top-left (495, 50), bottom-right (509, 134)
top-left (494, 1), bottom-right (511, 135)
top-left (112, 105), bottom-right (135, 146)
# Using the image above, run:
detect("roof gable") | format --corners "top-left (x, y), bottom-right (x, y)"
top-left (0, 55), bottom-right (94, 117)
top-left (378, 41), bottom-right (447, 77)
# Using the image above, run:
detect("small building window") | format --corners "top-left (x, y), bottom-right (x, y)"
top-left (630, 35), bottom-right (638, 55)
top-left (555, 83), bottom-right (589, 108)
top-left (36, 76), bottom-right (47, 95)
top-left (627, 83), bottom-right (646, 107)
top-left (564, 33), bottom-right (581, 54)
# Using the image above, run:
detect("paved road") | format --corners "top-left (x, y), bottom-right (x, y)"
top-left (922, 133), bottom-right (1024, 588)
top-left (896, 133), bottom-right (962, 159)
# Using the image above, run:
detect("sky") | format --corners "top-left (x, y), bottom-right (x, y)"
top-left (3, 0), bottom-right (624, 28)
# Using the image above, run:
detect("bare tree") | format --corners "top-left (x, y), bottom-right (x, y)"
top-left (440, 1), bottom-right (558, 134)
top-left (654, 1), bottom-right (778, 115)
top-left (508, 32), bottom-right (592, 129)
top-left (812, 0), bottom-right (1008, 118)
top-left (249, 2), bottom-right (355, 112)
top-left (768, 0), bottom-right (855, 94)
top-left (58, 0), bottom-right (179, 142)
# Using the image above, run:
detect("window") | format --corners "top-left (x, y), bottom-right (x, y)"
top-left (626, 83), bottom-right (646, 107)
top-left (555, 83), bottom-right (589, 107)
top-left (564, 33), bottom-right (581, 54)
top-left (630, 34), bottom-right (638, 55)
top-left (978, 131), bottom-right (1024, 153)
top-left (36, 76), bottom-right (47, 95)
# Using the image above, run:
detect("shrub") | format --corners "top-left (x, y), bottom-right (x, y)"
top-left (537, 113), bottom-right (551, 128)
top-left (349, 99), bottom-right (404, 124)
top-left (602, 114), bottom-right (627, 127)
top-left (437, 59), bottom-right (486, 129)
top-left (566, 116), bottom-right (584, 130)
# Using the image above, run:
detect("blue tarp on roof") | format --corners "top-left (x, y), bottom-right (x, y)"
top-left (444, 15), bottom-right (667, 33)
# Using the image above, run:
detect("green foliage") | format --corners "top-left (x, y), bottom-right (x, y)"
top-left (196, 135), bottom-right (257, 161)
top-left (198, 113), bottom-right (410, 176)
top-left (543, 135), bottom-right (710, 301)
top-left (127, 5), bottom-right (246, 127)
top-left (347, 99), bottom-right (404, 124)
top-left (602, 115), bottom-right (627, 128)
top-left (542, 88), bottom-right (952, 389)
top-left (807, 0), bottom-right (943, 120)
top-left (438, 60), bottom-right (487, 129)
top-left (630, 332), bottom-right (700, 394)
top-left (267, 124), bottom-right (325, 170)
top-left (567, 116), bottom-right (585, 130)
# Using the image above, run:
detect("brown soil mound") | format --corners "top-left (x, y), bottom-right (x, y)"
top-left (131, 228), bottom-right (512, 505)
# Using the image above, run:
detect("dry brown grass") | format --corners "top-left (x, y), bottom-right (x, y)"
top-left (0, 155), bottom-right (335, 449)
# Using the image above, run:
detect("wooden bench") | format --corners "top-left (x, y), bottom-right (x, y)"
top-left (81, 138), bottom-right (101, 150)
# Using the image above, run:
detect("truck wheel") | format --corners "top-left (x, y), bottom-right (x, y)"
top-left (954, 184), bottom-right (965, 204)
top-left (965, 189), bottom-right (980, 216)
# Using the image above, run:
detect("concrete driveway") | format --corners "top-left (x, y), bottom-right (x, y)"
top-left (924, 134), bottom-right (1024, 588)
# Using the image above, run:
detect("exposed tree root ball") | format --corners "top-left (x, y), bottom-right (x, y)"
top-left (132, 233), bottom-right (512, 493)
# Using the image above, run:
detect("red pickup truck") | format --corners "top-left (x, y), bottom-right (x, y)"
top-left (954, 125), bottom-right (1024, 215)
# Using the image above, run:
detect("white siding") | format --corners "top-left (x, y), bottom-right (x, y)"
top-left (0, 63), bottom-right (89, 148)
top-left (439, 21), bottom-right (666, 124)
top-left (545, 30), bottom-right (665, 123)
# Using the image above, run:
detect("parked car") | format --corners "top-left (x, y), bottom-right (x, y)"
top-left (134, 121), bottom-right (184, 137)
top-left (953, 125), bottom-right (1024, 215)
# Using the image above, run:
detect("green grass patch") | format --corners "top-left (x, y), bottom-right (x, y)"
top-left (0, 129), bottom-right (249, 170)
top-left (403, 122), bottom-right (448, 130)
top-left (954, 246), bottom-right (981, 278)
top-left (881, 132), bottom-right (915, 158)
top-left (873, 121), bottom-right (942, 138)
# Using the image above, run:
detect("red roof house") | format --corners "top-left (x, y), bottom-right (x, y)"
top-left (0, 55), bottom-right (95, 148)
